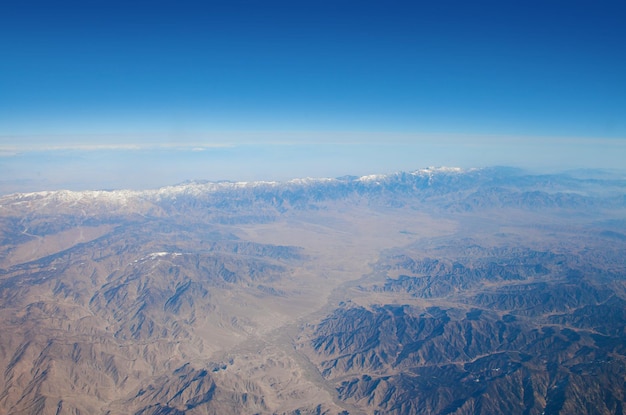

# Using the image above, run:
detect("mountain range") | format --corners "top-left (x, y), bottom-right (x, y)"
top-left (0, 166), bottom-right (625, 414)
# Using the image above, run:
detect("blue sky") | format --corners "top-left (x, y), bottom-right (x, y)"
top-left (1, 0), bottom-right (625, 192)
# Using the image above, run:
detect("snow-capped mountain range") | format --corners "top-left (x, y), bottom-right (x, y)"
top-left (1, 166), bottom-right (624, 216)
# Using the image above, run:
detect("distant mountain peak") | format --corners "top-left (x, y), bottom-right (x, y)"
top-left (1, 166), bottom-right (470, 201)
top-left (2, 166), bottom-right (625, 217)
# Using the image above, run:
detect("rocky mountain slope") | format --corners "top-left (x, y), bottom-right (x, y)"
top-left (0, 167), bottom-right (625, 414)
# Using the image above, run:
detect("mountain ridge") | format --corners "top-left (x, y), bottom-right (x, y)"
top-left (0, 166), bottom-right (625, 414)
top-left (2, 166), bottom-right (625, 219)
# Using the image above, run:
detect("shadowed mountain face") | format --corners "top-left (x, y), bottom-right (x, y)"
top-left (0, 167), bottom-right (625, 414)
top-left (306, 243), bottom-right (626, 415)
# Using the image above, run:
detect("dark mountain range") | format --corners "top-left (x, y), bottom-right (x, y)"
top-left (0, 167), bottom-right (625, 414)
top-left (306, 241), bottom-right (626, 414)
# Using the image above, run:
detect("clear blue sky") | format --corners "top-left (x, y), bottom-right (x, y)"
top-left (1, 0), bottom-right (625, 192)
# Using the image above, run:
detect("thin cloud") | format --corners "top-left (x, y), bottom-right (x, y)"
top-left (0, 132), bottom-right (624, 160)
top-left (0, 136), bottom-right (237, 154)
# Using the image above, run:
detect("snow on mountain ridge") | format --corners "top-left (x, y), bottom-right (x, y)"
top-left (0, 167), bottom-right (471, 209)
top-left (414, 166), bottom-right (467, 174)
